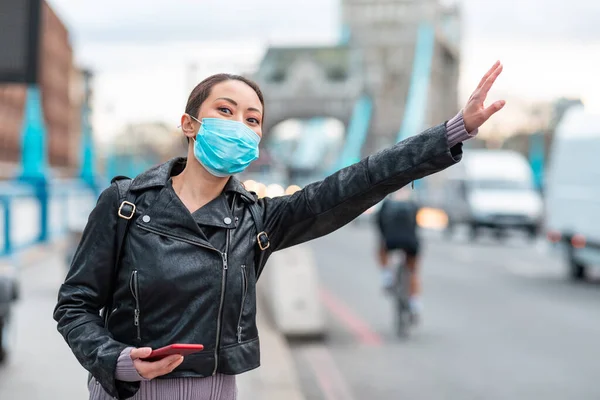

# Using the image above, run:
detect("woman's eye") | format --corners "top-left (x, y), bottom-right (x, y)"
top-left (247, 118), bottom-right (260, 125)
top-left (218, 107), bottom-right (232, 115)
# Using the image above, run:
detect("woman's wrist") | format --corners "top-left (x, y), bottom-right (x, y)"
top-left (446, 110), bottom-right (478, 148)
top-left (115, 347), bottom-right (148, 382)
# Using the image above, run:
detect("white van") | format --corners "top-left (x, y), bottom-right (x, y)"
top-left (441, 149), bottom-right (543, 239)
top-left (545, 106), bottom-right (600, 280)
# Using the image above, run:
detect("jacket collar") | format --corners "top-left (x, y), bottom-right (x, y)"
top-left (129, 157), bottom-right (258, 203)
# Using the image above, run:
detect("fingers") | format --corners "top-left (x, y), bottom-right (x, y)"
top-left (475, 60), bottom-right (500, 91)
top-left (153, 355), bottom-right (184, 372)
top-left (134, 355), bottom-right (184, 380)
top-left (130, 347), bottom-right (153, 360)
top-left (479, 63), bottom-right (503, 99)
top-left (482, 100), bottom-right (506, 121)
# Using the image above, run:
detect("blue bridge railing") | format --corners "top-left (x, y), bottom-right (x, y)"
top-left (329, 94), bottom-right (373, 174)
top-left (0, 179), bottom-right (106, 259)
top-left (1, 79), bottom-right (161, 261)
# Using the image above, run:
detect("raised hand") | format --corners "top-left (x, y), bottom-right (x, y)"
top-left (463, 61), bottom-right (506, 133)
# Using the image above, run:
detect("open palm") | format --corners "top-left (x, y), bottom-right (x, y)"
top-left (463, 61), bottom-right (506, 133)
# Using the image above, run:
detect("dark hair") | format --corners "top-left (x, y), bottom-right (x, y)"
top-left (185, 73), bottom-right (265, 122)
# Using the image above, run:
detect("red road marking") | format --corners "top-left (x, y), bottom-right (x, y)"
top-left (319, 287), bottom-right (382, 346)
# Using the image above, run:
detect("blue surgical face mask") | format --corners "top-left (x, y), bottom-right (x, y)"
top-left (189, 116), bottom-right (260, 177)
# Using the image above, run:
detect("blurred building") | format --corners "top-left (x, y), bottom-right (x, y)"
top-left (501, 97), bottom-right (584, 160)
top-left (342, 0), bottom-right (461, 154)
top-left (477, 97), bottom-right (556, 141)
top-left (254, 0), bottom-right (461, 162)
top-left (0, 1), bottom-right (81, 179)
top-left (100, 122), bottom-right (184, 178)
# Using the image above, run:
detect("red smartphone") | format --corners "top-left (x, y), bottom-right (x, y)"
top-left (141, 344), bottom-right (204, 362)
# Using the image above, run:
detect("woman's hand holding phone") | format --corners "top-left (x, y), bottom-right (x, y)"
top-left (130, 347), bottom-right (184, 380)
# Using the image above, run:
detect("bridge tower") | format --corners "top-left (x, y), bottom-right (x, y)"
top-left (341, 0), bottom-right (461, 156)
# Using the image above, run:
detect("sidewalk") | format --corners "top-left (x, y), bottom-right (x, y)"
top-left (0, 243), bottom-right (90, 399)
top-left (0, 242), bottom-right (305, 400)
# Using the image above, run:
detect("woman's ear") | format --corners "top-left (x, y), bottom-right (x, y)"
top-left (180, 114), bottom-right (198, 140)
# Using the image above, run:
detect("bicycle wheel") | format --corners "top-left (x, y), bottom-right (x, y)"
top-left (394, 262), bottom-right (411, 338)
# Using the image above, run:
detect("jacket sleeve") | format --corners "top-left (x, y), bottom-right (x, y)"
top-left (259, 122), bottom-right (463, 253)
top-left (53, 184), bottom-right (140, 399)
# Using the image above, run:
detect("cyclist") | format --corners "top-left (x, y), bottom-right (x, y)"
top-left (375, 186), bottom-right (422, 321)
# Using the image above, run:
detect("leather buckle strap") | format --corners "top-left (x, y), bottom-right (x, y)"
top-left (257, 231), bottom-right (270, 251)
top-left (118, 201), bottom-right (136, 220)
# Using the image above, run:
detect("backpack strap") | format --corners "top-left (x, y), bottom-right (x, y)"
top-left (102, 176), bottom-right (138, 326)
top-left (91, 176), bottom-right (137, 386)
top-left (247, 201), bottom-right (269, 278)
top-left (113, 177), bottom-right (137, 268)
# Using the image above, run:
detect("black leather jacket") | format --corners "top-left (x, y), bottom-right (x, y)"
top-left (54, 123), bottom-right (462, 399)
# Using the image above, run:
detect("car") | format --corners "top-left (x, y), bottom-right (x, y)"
top-left (439, 149), bottom-right (543, 240)
top-left (544, 105), bottom-right (600, 280)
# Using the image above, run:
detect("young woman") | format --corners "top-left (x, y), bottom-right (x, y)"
top-left (54, 61), bottom-right (505, 400)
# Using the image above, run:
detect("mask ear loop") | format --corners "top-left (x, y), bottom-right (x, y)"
top-left (189, 115), bottom-right (202, 124)
top-left (188, 115), bottom-right (202, 143)
top-left (178, 114), bottom-right (202, 139)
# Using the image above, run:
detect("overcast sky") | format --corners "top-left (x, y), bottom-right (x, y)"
top-left (48, 0), bottom-right (600, 141)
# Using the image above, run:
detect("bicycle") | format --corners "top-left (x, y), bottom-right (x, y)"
top-left (388, 251), bottom-right (413, 338)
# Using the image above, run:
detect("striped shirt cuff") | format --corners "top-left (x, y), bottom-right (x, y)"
top-left (116, 347), bottom-right (147, 382)
top-left (446, 110), bottom-right (478, 148)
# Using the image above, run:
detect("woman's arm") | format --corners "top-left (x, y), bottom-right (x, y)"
top-left (53, 184), bottom-right (139, 399)
top-left (260, 116), bottom-right (465, 253)
top-left (258, 61), bottom-right (505, 255)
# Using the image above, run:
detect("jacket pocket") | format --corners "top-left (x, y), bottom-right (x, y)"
top-left (106, 304), bottom-right (120, 326)
top-left (236, 265), bottom-right (248, 343)
top-left (129, 270), bottom-right (141, 341)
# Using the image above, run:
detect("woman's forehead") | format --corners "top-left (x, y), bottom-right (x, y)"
top-left (209, 81), bottom-right (262, 110)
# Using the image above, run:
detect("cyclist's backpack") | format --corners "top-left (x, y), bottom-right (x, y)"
top-left (378, 198), bottom-right (418, 250)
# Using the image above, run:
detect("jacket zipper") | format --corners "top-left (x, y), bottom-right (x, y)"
top-left (129, 270), bottom-right (141, 340)
top-left (236, 264), bottom-right (248, 343)
top-left (213, 194), bottom-right (236, 375)
top-left (136, 197), bottom-right (235, 376)
top-left (213, 248), bottom-right (228, 375)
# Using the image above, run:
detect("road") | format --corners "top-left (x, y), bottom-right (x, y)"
top-left (1, 224), bottom-right (599, 400)
top-left (292, 223), bottom-right (600, 400)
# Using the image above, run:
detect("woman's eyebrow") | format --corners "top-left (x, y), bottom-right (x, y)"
top-left (214, 97), bottom-right (262, 114)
